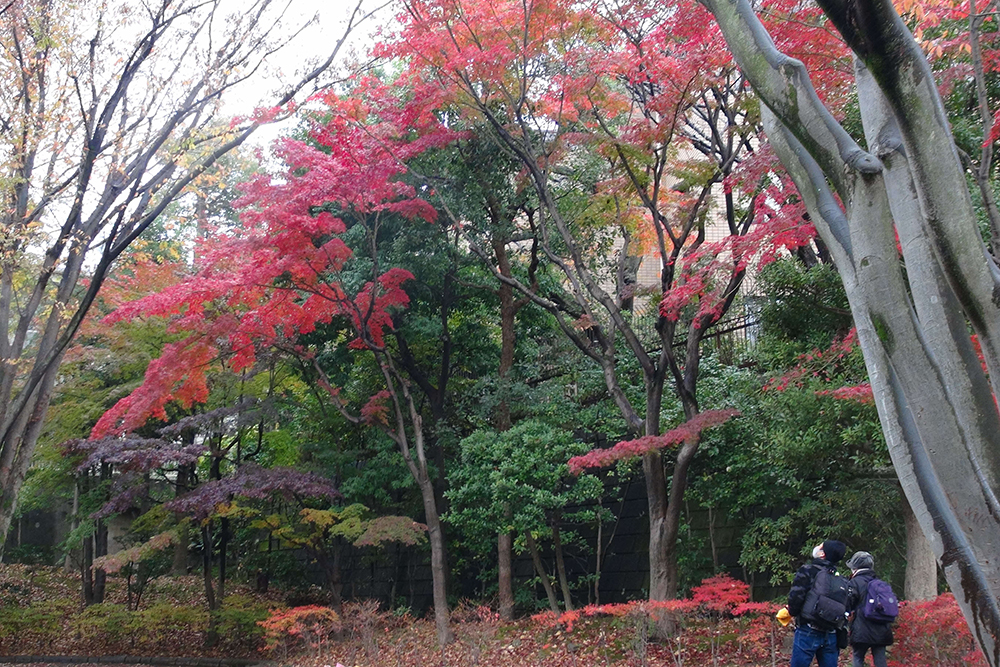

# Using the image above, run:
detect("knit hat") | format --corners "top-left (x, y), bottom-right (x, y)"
top-left (846, 550), bottom-right (874, 571)
top-left (822, 539), bottom-right (847, 564)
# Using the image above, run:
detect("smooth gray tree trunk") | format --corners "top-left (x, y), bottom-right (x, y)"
top-left (702, 0), bottom-right (1000, 660)
top-left (903, 496), bottom-right (937, 601)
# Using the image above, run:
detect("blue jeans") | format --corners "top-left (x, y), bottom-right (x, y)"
top-left (790, 625), bottom-right (839, 667)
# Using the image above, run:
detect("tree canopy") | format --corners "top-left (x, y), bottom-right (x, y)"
top-left (10, 0), bottom-right (1000, 660)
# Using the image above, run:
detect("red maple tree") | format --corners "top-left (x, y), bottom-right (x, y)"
top-left (381, 0), bottom-right (826, 611)
top-left (92, 80), bottom-right (460, 645)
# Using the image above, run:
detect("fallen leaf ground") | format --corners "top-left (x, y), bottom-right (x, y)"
top-left (306, 614), bottom-right (808, 667)
top-left (0, 564), bottom-right (973, 666)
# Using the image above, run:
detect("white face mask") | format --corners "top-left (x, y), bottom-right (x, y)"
top-left (812, 544), bottom-right (824, 559)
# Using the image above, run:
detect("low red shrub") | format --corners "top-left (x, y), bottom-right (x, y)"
top-left (530, 576), bottom-right (986, 667)
top-left (259, 604), bottom-right (342, 660)
top-left (888, 593), bottom-right (985, 667)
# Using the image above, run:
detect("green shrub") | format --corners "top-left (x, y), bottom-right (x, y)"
top-left (0, 604), bottom-right (21, 638)
top-left (217, 594), bottom-right (276, 648)
top-left (137, 603), bottom-right (208, 644)
top-left (1, 598), bottom-right (76, 643)
top-left (73, 603), bottom-right (139, 644)
top-left (2, 544), bottom-right (56, 566)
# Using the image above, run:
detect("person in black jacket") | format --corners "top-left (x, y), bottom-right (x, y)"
top-left (845, 551), bottom-right (893, 667)
top-left (787, 539), bottom-right (847, 667)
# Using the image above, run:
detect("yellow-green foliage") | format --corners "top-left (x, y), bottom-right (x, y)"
top-left (217, 594), bottom-right (278, 641)
top-left (0, 598), bottom-right (76, 640)
top-left (73, 603), bottom-right (139, 643)
top-left (138, 603), bottom-right (209, 642)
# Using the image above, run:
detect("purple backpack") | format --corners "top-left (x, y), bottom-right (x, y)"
top-left (861, 578), bottom-right (898, 623)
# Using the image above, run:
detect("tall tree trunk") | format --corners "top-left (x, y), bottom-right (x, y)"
top-left (202, 522), bottom-right (219, 647)
top-left (903, 495), bottom-right (937, 601)
top-left (492, 235), bottom-right (522, 620)
top-left (172, 463), bottom-right (193, 575)
top-left (316, 544), bottom-right (345, 616)
top-left (209, 452), bottom-right (226, 607)
top-left (82, 531), bottom-right (94, 606)
top-left (0, 345), bottom-right (64, 548)
top-left (643, 378), bottom-right (674, 602)
top-left (66, 478), bottom-right (79, 571)
top-left (218, 517), bottom-right (228, 603)
top-left (702, 0), bottom-right (1000, 656)
top-left (418, 473), bottom-right (453, 646)
top-left (93, 517), bottom-right (107, 604)
top-left (498, 510), bottom-right (515, 621)
top-left (81, 466), bottom-right (109, 606)
top-left (644, 453), bottom-right (672, 600)
top-left (594, 504), bottom-right (604, 606)
top-left (172, 522), bottom-right (190, 575)
top-left (551, 520), bottom-right (574, 611)
top-left (330, 343), bottom-right (453, 645)
top-left (661, 436), bottom-right (701, 599)
top-left (525, 530), bottom-right (560, 614)
top-left (83, 518), bottom-right (108, 606)
top-left (967, 0), bottom-right (1000, 258)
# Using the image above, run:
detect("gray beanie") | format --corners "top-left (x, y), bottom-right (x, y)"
top-left (847, 550), bottom-right (874, 571)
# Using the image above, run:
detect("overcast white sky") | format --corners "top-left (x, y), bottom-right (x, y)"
top-left (236, 0), bottom-right (395, 147)
top-left (275, 0), bottom-right (390, 80)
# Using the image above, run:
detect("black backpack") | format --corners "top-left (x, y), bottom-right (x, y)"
top-left (801, 567), bottom-right (850, 630)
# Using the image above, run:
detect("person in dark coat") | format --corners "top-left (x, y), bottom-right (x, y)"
top-left (787, 539), bottom-right (847, 667)
top-left (845, 551), bottom-right (893, 667)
